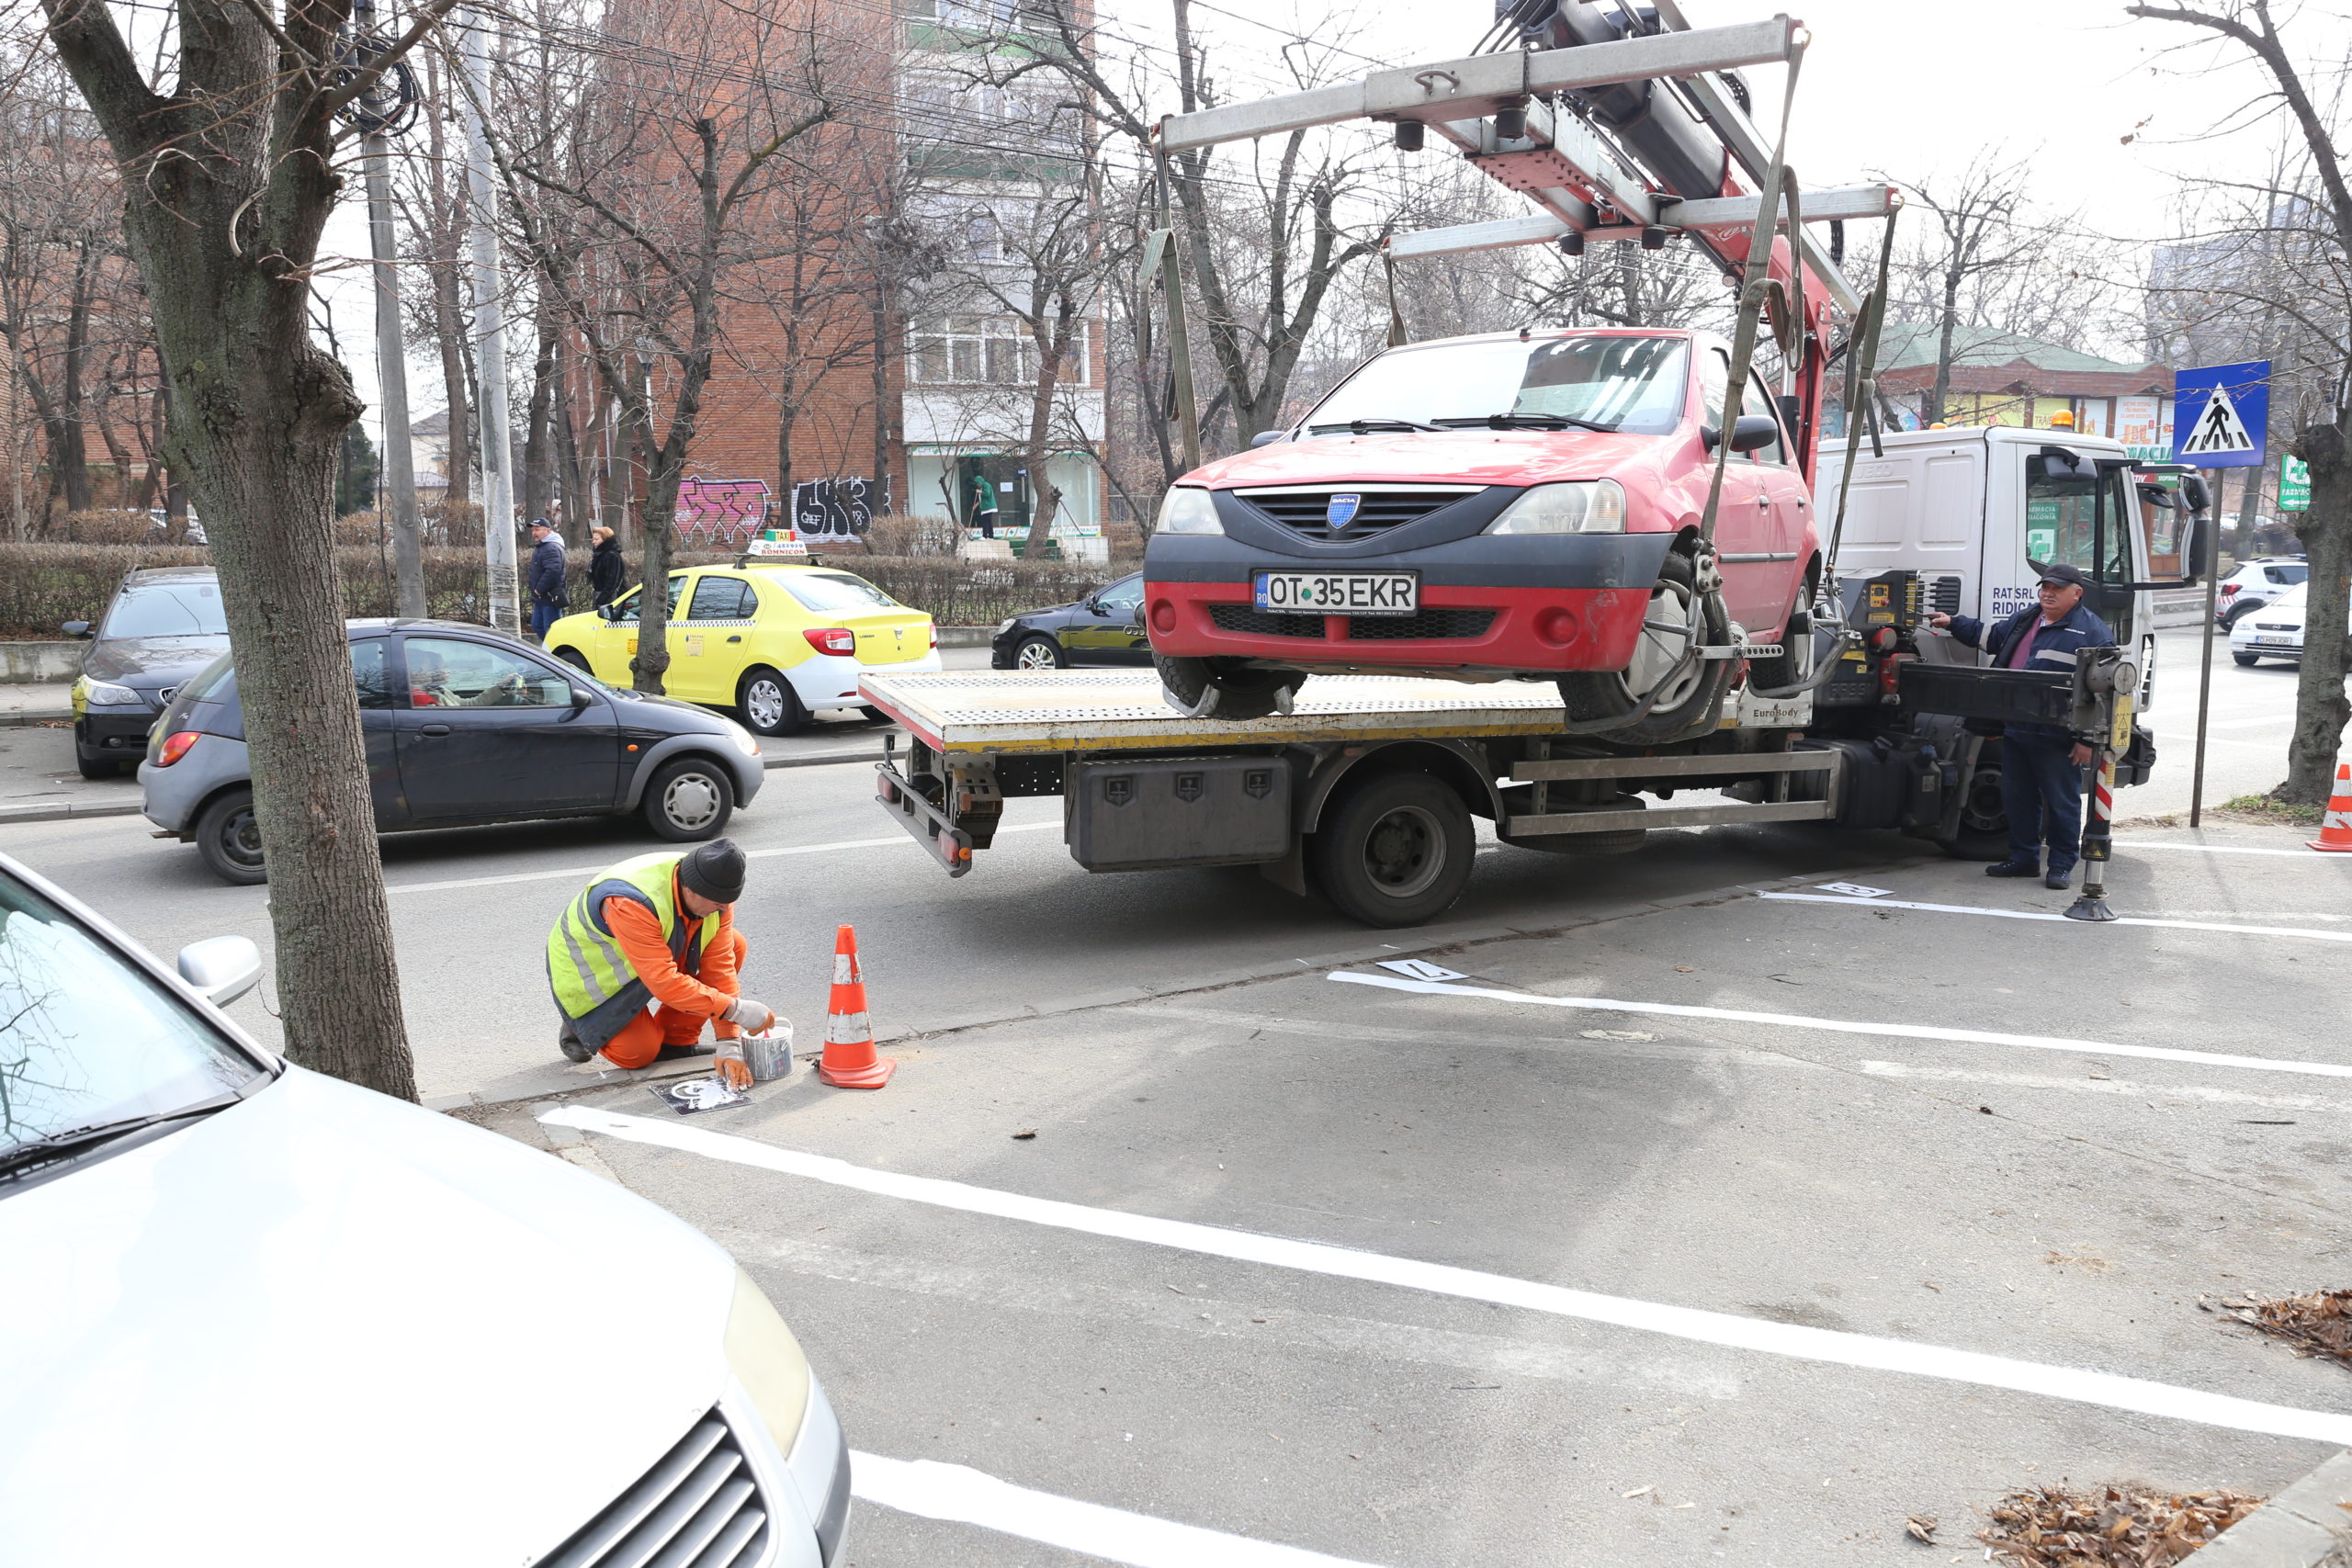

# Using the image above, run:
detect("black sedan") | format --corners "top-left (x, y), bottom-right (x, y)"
top-left (139, 619), bottom-right (766, 885)
top-left (67, 567), bottom-right (232, 778)
top-left (989, 572), bottom-right (1148, 669)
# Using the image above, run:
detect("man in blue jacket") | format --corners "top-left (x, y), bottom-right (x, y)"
top-left (526, 519), bottom-right (568, 639)
top-left (1928, 562), bottom-right (2111, 890)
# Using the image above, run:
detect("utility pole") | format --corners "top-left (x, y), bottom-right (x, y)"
top-left (355, 0), bottom-right (425, 617)
top-left (457, 18), bottom-right (518, 635)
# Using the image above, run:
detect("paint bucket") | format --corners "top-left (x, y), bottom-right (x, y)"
top-left (744, 1023), bottom-right (794, 1083)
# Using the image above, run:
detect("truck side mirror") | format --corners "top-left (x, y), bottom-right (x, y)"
top-left (2178, 473), bottom-right (2213, 514)
top-left (2185, 514), bottom-right (2216, 583)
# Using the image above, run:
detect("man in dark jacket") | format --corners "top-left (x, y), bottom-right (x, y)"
top-left (1928, 562), bottom-right (2112, 890)
top-left (587, 525), bottom-right (625, 610)
top-left (526, 519), bottom-right (568, 638)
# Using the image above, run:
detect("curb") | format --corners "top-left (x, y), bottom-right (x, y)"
top-left (0, 799), bottom-right (142, 826)
top-left (2191, 1450), bottom-right (2352, 1566)
top-left (434, 852), bottom-right (1940, 1116)
top-left (0, 710), bottom-right (72, 729)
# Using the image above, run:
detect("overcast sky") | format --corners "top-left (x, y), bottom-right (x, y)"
top-left (318, 0), bottom-right (2335, 448)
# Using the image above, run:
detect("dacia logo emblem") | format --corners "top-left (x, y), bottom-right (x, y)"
top-left (1326, 492), bottom-right (1362, 529)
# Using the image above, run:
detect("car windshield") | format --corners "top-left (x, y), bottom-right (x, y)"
top-left (100, 581), bottom-right (228, 639)
top-left (0, 871), bottom-right (265, 1186)
top-left (1304, 333), bottom-right (1690, 436)
top-left (774, 571), bottom-right (899, 614)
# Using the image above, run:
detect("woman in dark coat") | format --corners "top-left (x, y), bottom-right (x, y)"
top-left (588, 526), bottom-right (626, 610)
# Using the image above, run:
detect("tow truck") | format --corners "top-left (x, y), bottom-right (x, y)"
top-left (858, 5), bottom-right (2215, 927)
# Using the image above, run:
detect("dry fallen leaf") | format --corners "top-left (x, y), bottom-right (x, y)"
top-left (1011, 1129), bottom-right (1038, 1140)
top-left (2201, 1289), bottom-right (2352, 1367)
top-left (1905, 1514), bottom-right (1938, 1542)
top-left (1977, 1483), bottom-right (2262, 1565)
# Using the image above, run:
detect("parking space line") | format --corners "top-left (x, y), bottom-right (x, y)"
top-left (1855, 1061), bottom-right (2346, 1113)
top-left (851, 1450), bottom-right (1396, 1567)
top-left (542, 1106), bottom-right (2352, 1447)
top-left (382, 821), bottom-right (1058, 897)
top-left (2113, 839), bottom-right (2352, 860)
top-left (1759, 890), bottom-right (2352, 944)
top-left (1324, 971), bottom-right (2352, 1081)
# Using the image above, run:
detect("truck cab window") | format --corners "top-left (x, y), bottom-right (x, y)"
top-left (2025, 455), bottom-right (2131, 583)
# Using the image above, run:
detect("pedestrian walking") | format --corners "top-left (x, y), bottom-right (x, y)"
top-left (968, 471), bottom-right (1000, 539)
top-left (526, 519), bottom-right (568, 639)
top-left (548, 840), bottom-right (775, 1083)
top-left (1928, 562), bottom-right (2113, 890)
top-left (588, 525), bottom-right (625, 611)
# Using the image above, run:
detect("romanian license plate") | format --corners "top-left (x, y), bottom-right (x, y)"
top-left (2255, 635), bottom-right (2296, 646)
top-left (1252, 570), bottom-right (1419, 616)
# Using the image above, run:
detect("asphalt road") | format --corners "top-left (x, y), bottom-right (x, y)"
top-left (7, 629), bottom-right (2351, 1563)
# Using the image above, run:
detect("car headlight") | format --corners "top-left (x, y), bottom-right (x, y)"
top-left (1484, 479), bottom-right (1627, 535)
top-left (1155, 487), bottom-right (1224, 536)
top-left (996, 617), bottom-right (1018, 635)
top-left (725, 1268), bottom-right (811, 1458)
top-left (726, 724), bottom-right (760, 758)
top-left (85, 679), bottom-right (142, 705)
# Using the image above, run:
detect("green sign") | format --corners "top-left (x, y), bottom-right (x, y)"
top-left (2280, 454), bottom-right (2311, 513)
top-left (2026, 499), bottom-right (2059, 559)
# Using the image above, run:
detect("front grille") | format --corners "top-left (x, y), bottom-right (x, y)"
top-left (1235, 485), bottom-right (1483, 543)
top-left (541, 1412), bottom-right (772, 1568)
top-left (1347, 608), bottom-right (1498, 640)
top-left (1209, 604), bottom-right (1326, 637)
top-left (2253, 623), bottom-right (2299, 632)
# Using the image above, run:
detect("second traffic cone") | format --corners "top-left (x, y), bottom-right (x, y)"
top-left (2311, 762), bottom-right (2352, 852)
top-left (818, 924), bottom-right (896, 1089)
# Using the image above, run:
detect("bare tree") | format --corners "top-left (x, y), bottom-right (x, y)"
top-left (28, 0), bottom-right (457, 1097)
top-left (401, 47), bottom-right (474, 511)
top-left (2129, 0), bottom-right (2349, 806)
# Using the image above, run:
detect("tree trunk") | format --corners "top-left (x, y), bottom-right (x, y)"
top-left (55, 245), bottom-right (96, 513)
top-left (522, 306), bottom-right (558, 526)
top-left (1021, 305), bottom-right (1071, 556)
top-left (553, 344), bottom-right (590, 545)
top-left (1928, 270), bottom-right (1962, 426)
top-left (425, 97), bottom-right (474, 511)
top-left (870, 284), bottom-right (890, 515)
top-left (2281, 422), bottom-right (2351, 804)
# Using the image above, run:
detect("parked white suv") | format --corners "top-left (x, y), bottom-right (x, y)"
top-left (2214, 557), bottom-right (2308, 629)
top-left (0, 852), bottom-right (850, 1568)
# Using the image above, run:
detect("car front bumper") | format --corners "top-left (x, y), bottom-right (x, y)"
top-left (78, 706), bottom-right (159, 759)
top-left (1143, 530), bottom-right (1675, 675)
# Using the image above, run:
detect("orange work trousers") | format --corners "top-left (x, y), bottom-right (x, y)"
top-left (599, 930), bottom-right (749, 1069)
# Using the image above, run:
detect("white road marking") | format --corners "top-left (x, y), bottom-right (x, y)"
top-left (1326, 971), bottom-right (2352, 1082)
top-left (542, 1105), bottom-right (2352, 1447)
top-left (1855, 1061), bottom-right (2346, 1113)
top-left (2113, 839), bottom-right (2352, 860)
top-left (383, 820), bottom-right (1058, 896)
top-left (1760, 890), bottom-right (2352, 944)
top-left (851, 1451), bottom-right (1395, 1568)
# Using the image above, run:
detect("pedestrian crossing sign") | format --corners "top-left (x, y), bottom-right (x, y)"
top-left (2171, 360), bottom-right (2268, 468)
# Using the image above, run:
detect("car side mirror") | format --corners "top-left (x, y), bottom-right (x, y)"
top-left (1250, 431), bottom-right (1288, 448)
top-left (62, 620), bottom-right (90, 637)
top-left (1727, 414), bottom-right (1781, 453)
top-left (569, 685), bottom-right (593, 710)
top-left (1131, 602), bottom-right (1148, 628)
top-left (177, 935), bottom-right (261, 1009)
top-left (2185, 515), bottom-right (2216, 583)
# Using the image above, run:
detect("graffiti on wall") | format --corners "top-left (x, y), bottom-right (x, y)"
top-left (673, 477), bottom-right (773, 546)
top-left (792, 477), bottom-right (888, 540)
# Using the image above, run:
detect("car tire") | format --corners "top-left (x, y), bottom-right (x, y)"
top-left (858, 705), bottom-right (888, 723)
top-left (1556, 551), bottom-right (1735, 743)
top-left (1743, 587), bottom-right (1814, 694)
top-left (1307, 771), bottom-right (1476, 928)
top-left (642, 755), bottom-right (735, 841)
top-left (2232, 650), bottom-right (2261, 666)
top-left (1012, 633), bottom-right (1066, 671)
top-left (76, 750), bottom-right (125, 781)
top-left (1154, 653), bottom-right (1304, 721)
top-left (195, 788), bottom-right (268, 886)
top-left (2222, 600), bottom-right (2261, 629)
top-left (737, 667), bottom-right (806, 737)
top-left (551, 647), bottom-right (592, 673)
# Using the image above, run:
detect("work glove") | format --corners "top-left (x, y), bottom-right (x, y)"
top-left (726, 995), bottom-right (776, 1035)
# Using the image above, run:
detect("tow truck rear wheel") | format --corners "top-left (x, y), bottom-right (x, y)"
top-left (1945, 750), bottom-right (2010, 860)
top-left (1308, 771), bottom-right (1475, 928)
top-left (1155, 653), bottom-right (1304, 721)
top-left (1555, 552), bottom-right (1733, 743)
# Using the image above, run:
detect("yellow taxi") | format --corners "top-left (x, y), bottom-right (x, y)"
top-left (543, 561), bottom-right (940, 735)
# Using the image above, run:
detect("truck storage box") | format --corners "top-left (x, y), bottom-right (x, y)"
top-left (1897, 664), bottom-right (2073, 727)
top-left (1068, 754), bottom-right (1292, 870)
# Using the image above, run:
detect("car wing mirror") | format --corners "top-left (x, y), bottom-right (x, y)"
top-left (569, 684), bottom-right (593, 710)
top-left (177, 935), bottom-right (262, 1009)
top-left (1727, 414), bottom-right (1780, 453)
top-left (62, 620), bottom-right (91, 637)
top-left (1250, 430), bottom-right (1288, 448)
top-left (1131, 602), bottom-right (1148, 628)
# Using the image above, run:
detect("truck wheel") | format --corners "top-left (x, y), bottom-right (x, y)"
top-left (642, 756), bottom-right (735, 841)
top-left (1156, 653), bottom-right (1304, 721)
top-left (195, 788), bottom-right (268, 886)
top-left (1308, 772), bottom-right (1475, 928)
top-left (1944, 756), bottom-right (2010, 860)
top-left (738, 668), bottom-right (806, 736)
top-left (1556, 552), bottom-right (1733, 743)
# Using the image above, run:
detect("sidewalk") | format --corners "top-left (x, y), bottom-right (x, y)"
top-left (0, 682), bottom-right (72, 728)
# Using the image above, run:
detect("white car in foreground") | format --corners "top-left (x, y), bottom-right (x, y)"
top-left (0, 852), bottom-right (849, 1568)
top-left (2230, 581), bottom-right (2338, 666)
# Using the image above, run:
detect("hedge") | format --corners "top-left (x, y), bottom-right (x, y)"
top-left (0, 542), bottom-right (1123, 639)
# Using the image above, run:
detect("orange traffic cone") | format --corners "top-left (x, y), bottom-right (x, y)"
top-left (818, 924), bottom-right (897, 1089)
top-left (2311, 762), bottom-right (2352, 853)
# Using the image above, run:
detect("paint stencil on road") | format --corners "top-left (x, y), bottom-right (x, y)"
top-left (1814, 882), bottom-right (1892, 898)
top-left (1376, 958), bottom-right (1467, 982)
